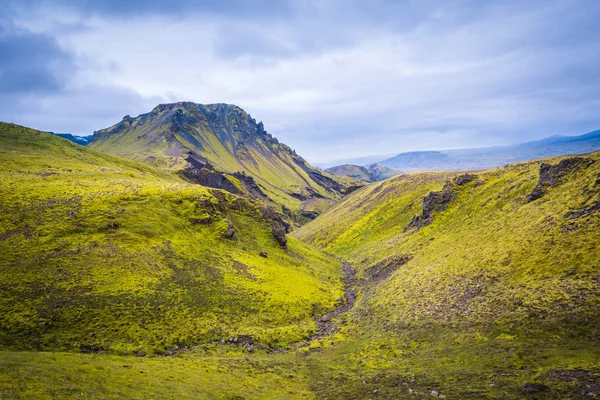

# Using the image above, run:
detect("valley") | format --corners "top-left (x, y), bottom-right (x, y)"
top-left (1, 111), bottom-right (599, 399)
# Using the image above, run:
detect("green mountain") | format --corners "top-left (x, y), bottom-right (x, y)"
top-left (88, 102), bottom-right (360, 221)
top-left (0, 122), bottom-right (344, 356)
top-left (325, 163), bottom-right (401, 182)
top-left (294, 152), bottom-right (600, 398)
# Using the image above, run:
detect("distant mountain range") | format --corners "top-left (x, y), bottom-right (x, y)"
top-left (52, 133), bottom-right (93, 145)
top-left (325, 163), bottom-right (400, 182)
top-left (324, 130), bottom-right (600, 172)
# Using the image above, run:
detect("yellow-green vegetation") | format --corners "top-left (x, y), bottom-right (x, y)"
top-left (0, 123), bottom-right (343, 355)
top-left (2, 120), bottom-right (599, 399)
top-left (294, 154), bottom-right (600, 398)
top-left (88, 103), bottom-right (359, 216)
top-left (0, 349), bottom-right (316, 399)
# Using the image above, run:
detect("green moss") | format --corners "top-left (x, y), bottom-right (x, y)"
top-left (294, 154), bottom-right (600, 398)
top-left (2, 122), bottom-right (599, 398)
top-left (0, 123), bottom-right (343, 354)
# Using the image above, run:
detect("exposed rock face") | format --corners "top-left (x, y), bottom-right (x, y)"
top-left (231, 172), bottom-right (267, 200)
top-left (300, 210), bottom-right (320, 220)
top-left (222, 220), bottom-right (236, 239)
top-left (260, 206), bottom-right (289, 248)
top-left (405, 174), bottom-right (478, 232)
top-left (271, 224), bottom-right (287, 248)
top-left (454, 173), bottom-right (477, 186)
top-left (405, 181), bottom-right (456, 231)
top-left (180, 167), bottom-right (241, 195)
top-left (526, 157), bottom-right (595, 202)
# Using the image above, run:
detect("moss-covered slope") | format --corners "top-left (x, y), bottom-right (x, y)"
top-left (88, 102), bottom-right (360, 218)
top-left (295, 153), bottom-right (600, 398)
top-left (0, 122), bottom-right (343, 355)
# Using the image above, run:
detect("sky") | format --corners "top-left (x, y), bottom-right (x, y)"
top-left (1, 0), bottom-right (600, 163)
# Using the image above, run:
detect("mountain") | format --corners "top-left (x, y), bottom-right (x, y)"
top-left (326, 163), bottom-right (401, 182)
top-left (53, 133), bottom-right (93, 145)
top-left (315, 153), bottom-right (397, 169)
top-left (0, 122), bottom-right (343, 356)
top-left (379, 130), bottom-right (600, 171)
top-left (88, 102), bottom-right (360, 221)
top-left (294, 152), bottom-right (600, 398)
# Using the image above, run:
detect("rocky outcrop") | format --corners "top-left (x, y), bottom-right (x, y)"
top-left (180, 154), bottom-right (268, 200)
top-left (180, 167), bottom-right (241, 195)
top-left (454, 173), bottom-right (477, 186)
top-left (260, 206), bottom-right (290, 248)
top-left (405, 181), bottom-right (456, 231)
top-left (526, 157), bottom-right (595, 202)
top-left (222, 220), bottom-right (236, 239)
top-left (405, 174), bottom-right (478, 231)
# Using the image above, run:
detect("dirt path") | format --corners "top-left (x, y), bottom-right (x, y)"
top-left (306, 262), bottom-right (357, 342)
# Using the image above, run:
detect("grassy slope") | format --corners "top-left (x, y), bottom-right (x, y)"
top-left (0, 123), bottom-right (343, 356)
top-left (88, 103), bottom-right (356, 212)
top-left (294, 155), bottom-right (600, 398)
top-left (0, 349), bottom-right (316, 399)
top-left (3, 123), bottom-right (599, 399)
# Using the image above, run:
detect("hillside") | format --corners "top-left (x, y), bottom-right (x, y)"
top-left (2, 121), bottom-right (599, 399)
top-left (325, 163), bottom-right (400, 182)
top-left (295, 152), bottom-right (600, 398)
top-left (0, 122), bottom-right (344, 356)
top-left (88, 102), bottom-right (360, 220)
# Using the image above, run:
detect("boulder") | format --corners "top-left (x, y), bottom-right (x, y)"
top-left (454, 174), bottom-right (477, 186)
top-left (222, 220), bottom-right (235, 239)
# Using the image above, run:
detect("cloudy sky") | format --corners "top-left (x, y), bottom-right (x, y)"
top-left (2, 0), bottom-right (600, 163)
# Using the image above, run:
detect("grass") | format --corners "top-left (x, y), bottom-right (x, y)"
top-left (0, 349), bottom-right (314, 399)
top-left (0, 123), bottom-right (343, 355)
top-left (2, 121), bottom-right (599, 398)
top-left (294, 154), bottom-right (600, 398)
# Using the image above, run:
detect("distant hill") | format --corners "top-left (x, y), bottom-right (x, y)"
top-left (53, 133), bottom-right (93, 145)
top-left (88, 102), bottom-right (360, 221)
top-left (325, 163), bottom-right (400, 182)
top-left (379, 130), bottom-right (600, 171)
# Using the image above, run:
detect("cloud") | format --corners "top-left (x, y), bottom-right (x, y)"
top-left (0, 10), bottom-right (160, 135)
top-left (1, 0), bottom-right (600, 161)
top-left (0, 24), bottom-right (73, 94)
